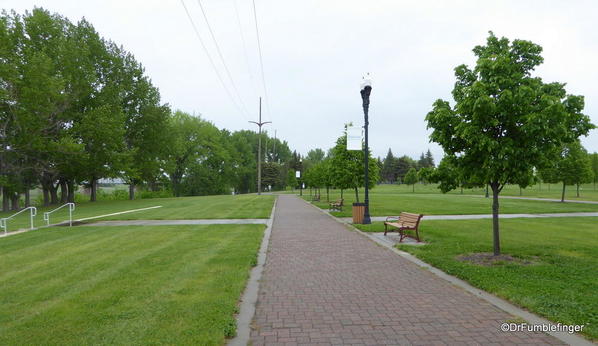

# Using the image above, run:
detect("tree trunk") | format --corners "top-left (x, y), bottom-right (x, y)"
top-left (43, 187), bottom-right (50, 207)
top-left (49, 184), bottom-right (59, 205)
top-left (561, 182), bottom-right (566, 202)
top-left (354, 187), bottom-right (359, 203)
top-left (67, 180), bottom-right (75, 203)
top-left (576, 183), bottom-right (580, 198)
top-left (90, 178), bottom-right (97, 202)
top-left (519, 187), bottom-right (522, 196)
top-left (485, 185), bottom-right (489, 198)
top-left (412, 184), bottom-right (415, 193)
top-left (60, 180), bottom-right (68, 204)
top-left (25, 190), bottom-right (31, 207)
top-left (129, 183), bottom-right (135, 200)
top-left (10, 193), bottom-right (19, 211)
top-left (340, 189), bottom-right (343, 199)
top-left (460, 185), bottom-right (463, 194)
top-left (326, 186), bottom-right (330, 202)
top-left (2, 186), bottom-right (9, 212)
top-left (491, 183), bottom-right (501, 256)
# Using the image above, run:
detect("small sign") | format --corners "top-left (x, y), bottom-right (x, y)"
top-left (295, 170), bottom-right (300, 178)
top-left (347, 126), bottom-right (362, 151)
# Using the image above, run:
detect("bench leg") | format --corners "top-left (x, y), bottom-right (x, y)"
top-left (384, 224), bottom-right (388, 236)
top-left (415, 228), bottom-right (420, 242)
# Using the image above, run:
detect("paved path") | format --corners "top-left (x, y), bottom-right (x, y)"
top-left (340, 211), bottom-right (598, 223)
top-left (83, 219), bottom-right (268, 226)
top-left (251, 195), bottom-right (559, 345)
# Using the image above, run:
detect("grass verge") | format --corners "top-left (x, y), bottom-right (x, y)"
top-left (306, 188), bottom-right (598, 217)
top-left (0, 194), bottom-right (275, 232)
top-left (354, 218), bottom-right (598, 340)
top-left (0, 224), bottom-right (265, 345)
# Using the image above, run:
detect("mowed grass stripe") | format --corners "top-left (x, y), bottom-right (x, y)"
top-left (0, 225), bottom-right (264, 345)
top-left (1, 229), bottom-right (191, 324)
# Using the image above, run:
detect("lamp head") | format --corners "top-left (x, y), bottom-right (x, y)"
top-left (360, 73), bottom-right (372, 90)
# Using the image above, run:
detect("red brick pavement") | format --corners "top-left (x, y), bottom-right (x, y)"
top-left (250, 195), bottom-right (561, 345)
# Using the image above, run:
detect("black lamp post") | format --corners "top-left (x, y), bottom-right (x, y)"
top-left (360, 74), bottom-right (372, 224)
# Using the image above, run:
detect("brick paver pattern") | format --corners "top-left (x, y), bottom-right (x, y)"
top-left (250, 195), bottom-right (561, 345)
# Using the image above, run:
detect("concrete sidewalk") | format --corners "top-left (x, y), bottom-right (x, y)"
top-left (250, 195), bottom-right (560, 345)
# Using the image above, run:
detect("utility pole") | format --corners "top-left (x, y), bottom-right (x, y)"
top-left (249, 97), bottom-right (271, 195)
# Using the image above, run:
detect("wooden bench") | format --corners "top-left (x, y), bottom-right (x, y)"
top-left (384, 212), bottom-right (424, 242)
top-left (312, 193), bottom-right (320, 202)
top-left (329, 198), bottom-right (344, 212)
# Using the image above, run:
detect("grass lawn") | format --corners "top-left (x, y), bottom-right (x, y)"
top-left (0, 194), bottom-right (275, 232)
top-left (0, 224), bottom-right (264, 345)
top-left (305, 185), bottom-right (598, 217)
top-left (354, 218), bottom-right (598, 340)
top-left (361, 182), bottom-right (598, 201)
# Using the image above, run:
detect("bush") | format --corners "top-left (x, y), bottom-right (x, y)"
top-left (139, 189), bottom-right (172, 199)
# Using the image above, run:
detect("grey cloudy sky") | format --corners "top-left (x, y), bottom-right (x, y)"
top-left (3, 0), bottom-right (598, 160)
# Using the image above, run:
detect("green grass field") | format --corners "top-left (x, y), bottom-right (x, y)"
top-left (0, 224), bottom-right (264, 345)
top-left (0, 194), bottom-right (275, 232)
top-left (355, 218), bottom-right (598, 340)
top-left (305, 184), bottom-right (598, 217)
top-left (362, 182), bottom-right (598, 200)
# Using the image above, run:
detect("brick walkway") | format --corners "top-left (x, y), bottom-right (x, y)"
top-left (250, 195), bottom-right (560, 345)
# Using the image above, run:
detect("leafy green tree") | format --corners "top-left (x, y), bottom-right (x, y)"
top-left (418, 166), bottom-right (434, 184)
top-left (395, 155), bottom-right (415, 182)
top-left (404, 167), bottom-right (418, 192)
top-left (329, 129), bottom-right (379, 202)
top-left (425, 32), bottom-right (594, 255)
top-left (591, 152), bottom-right (598, 190)
top-left (551, 141), bottom-right (593, 200)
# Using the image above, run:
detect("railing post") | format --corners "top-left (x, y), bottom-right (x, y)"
top-left (30, 207), bottom-right (37, 230)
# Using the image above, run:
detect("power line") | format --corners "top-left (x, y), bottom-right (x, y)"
top-left (179, 0), bottom-right (247, 121)
top-left (233, 0), bottom-right (254, 82)
top-left (196, 0), bottom-right (251, 118)
top-left (251, 0), bottom-right (272, 122)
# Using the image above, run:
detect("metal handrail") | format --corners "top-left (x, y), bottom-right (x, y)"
top-left (0, 206), bottom-right (37, 234)
top-left (43, 203), bottom-right (75, 227)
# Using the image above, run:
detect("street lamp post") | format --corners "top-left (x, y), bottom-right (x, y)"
top-left (360, 74), bottom-right (372, 224)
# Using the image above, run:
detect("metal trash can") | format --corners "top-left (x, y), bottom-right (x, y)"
top-left (352, 203), bottom-right (365, 224)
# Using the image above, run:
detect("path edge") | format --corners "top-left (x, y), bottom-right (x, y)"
top-left (298, 196), bottom-right (593, 346)
top-left (228, 197), bottom-right (277, 346)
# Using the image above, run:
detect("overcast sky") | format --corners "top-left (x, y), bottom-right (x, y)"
top-left (3, 0), bottom-right (598, 160)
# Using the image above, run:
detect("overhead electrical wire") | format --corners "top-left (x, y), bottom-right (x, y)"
top-left (196, 0), bottom-right (252, 118)
top-left (179, 0), bottom-right (248, 121)
top-left (251, 0), bottom-right (272, 122)
top-left (233, 0), bottom-right (254, 83)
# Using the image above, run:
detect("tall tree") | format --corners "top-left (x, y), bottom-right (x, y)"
top-left (591, 152), bottom-right (598, 190)
top-left (426, 32), bottom-right (594, 255)
top-left (381, 148), bottom-right (398, 183)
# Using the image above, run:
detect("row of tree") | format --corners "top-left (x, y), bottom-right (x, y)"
top-left (301, 126), bottom-right (379, 202)
top-left (379, 149), bottom-right (435, 184)
top-left (0, 8), bottom-right (297, 211)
